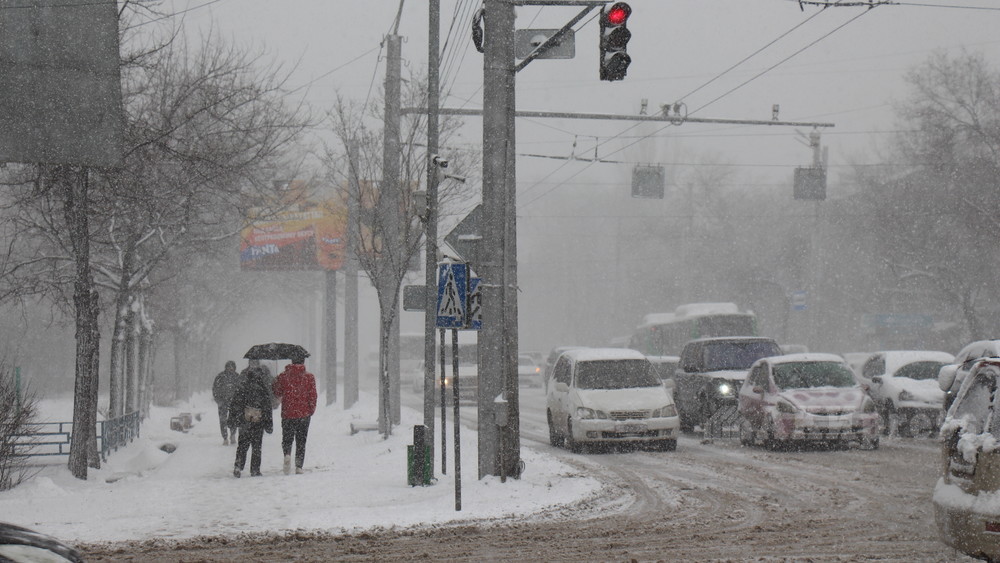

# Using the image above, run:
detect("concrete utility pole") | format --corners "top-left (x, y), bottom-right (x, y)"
top-left (423, 0), bottom-right (441, 466)
top-left (325, 270), bottom-right (338, 405)
top-left (344, 140), bottom-right (361, 409)
top-left (379, 33), bottom-right (403, 433)
top-left (480, 0), bottom-right (520, 479)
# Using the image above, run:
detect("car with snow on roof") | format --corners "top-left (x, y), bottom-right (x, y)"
top-left (546, 348), bottom-right (679, 453)
top-left (854, 350), bottom-right (953, 437)
top-left (939, 340), bottom-right (1000, 414)
top-left (737, 353), bottom-right (880, 450)
top-left (934, 358), bottom-right (1000, 562)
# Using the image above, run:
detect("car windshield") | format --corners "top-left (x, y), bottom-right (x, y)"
top-left (702, 341), bottom-right (780, 370)
top-left (773, 362), bottom-right (857, 390)
top-left (575, 360), bottom-right (658, 390)
top-left (893, 361), bottom-right (944, 381)
top-left (518, 356), bottom-right (535, 366)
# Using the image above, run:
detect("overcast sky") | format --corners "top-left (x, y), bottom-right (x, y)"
top-left (167, 0), bottom-right (1000, 196)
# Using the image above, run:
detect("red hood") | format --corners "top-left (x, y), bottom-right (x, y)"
top-left (282, 363), bottom-right (307, 377)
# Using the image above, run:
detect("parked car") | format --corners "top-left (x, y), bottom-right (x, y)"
top-left (674, 336), bottom-right (783, 431)
top-left (854, 350), bottom-right (953, 436)
top-left (518, 354), bottom-right (543, 387)
top-left (934, 358), bottom-right (1000, 562)
top-left (0, 522), bottom-right (82, 562)
top-left (546, 348), bottom-right (679, 453)
top-left (939, 340), bottom-right (1000, 413)
top-left (738, 353), bottom-right (880, 449)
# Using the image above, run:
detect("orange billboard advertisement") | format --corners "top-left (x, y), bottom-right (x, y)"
top-left (239, 200), bottom-right (348, 271)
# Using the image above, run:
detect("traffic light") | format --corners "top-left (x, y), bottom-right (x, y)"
top-left (599, 2), bottom-right (632, 81)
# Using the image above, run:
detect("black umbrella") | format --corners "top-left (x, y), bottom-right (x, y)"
top-left (243, 343), bottom-right (310, 361)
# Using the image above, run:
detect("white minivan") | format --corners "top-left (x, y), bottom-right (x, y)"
top-left (546, 348), bottom-right (680, 453)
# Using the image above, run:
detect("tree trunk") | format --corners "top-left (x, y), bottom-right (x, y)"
top-left (125, 301), bottom-right (137, 413)
top-left (59, 166), bottom-right (101, 480)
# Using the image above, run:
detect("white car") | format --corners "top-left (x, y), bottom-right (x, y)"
top-left (546, 348), bottom-right (680, 453)
top-left (517, 354), bottom-right (543, 387)
top-left (855, 350), bottom-right (953, 436)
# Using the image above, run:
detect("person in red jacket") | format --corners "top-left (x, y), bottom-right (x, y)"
top-left (272, 353), bottom-right (317, 475)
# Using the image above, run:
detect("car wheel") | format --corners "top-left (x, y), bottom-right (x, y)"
top-left (861, 434), bottom-right (880, 450)
top-left (547, 411), bottom-right (564, 447)
top-left (566, 419), bottom-right (583, 453)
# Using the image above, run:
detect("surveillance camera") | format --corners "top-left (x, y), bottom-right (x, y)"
top-left (431, 154), bottom-right (449, 169)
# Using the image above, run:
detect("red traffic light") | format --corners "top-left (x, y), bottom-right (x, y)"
top-left (605, 2), bottom-right (631, 26)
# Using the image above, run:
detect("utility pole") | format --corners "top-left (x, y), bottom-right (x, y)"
top-left (325, 269), bottom-right (338, 405)
top-left (379, 32), bottom-right (403, 433)
top-left (481, 0), bottom-right (520, 479)
top-left (344, 141), bottom-right (361, 409)
top-left (423, 0), bottom-right (441, 466)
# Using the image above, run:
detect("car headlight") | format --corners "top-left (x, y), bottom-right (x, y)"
top-left (717, 382), bottom-right (733, 396)
top-left (862, 397), bottom-right (876, 413)
top-left (652, 404), bottom-right (677, 418)
top-left (575, 407), bottom-right (608, 420)
top-left (776, 400), bottom-right (799, 414)
top-left (898, 390), bottom-right (915, 402)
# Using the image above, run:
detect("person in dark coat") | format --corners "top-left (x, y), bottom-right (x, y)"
top-left (272, 353), bottom-right (317, 475)
top-left (212, 361), bottom-right (240, 445)
top-left (228, 363), bottom-right (274, 477)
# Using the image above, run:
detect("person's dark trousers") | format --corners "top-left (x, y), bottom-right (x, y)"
top-left (218, 404), bottom-right (236, 441)
top-left (281, 417), bottom-right (311, 469)
top-left (235, 424), bottom-right (265, 475)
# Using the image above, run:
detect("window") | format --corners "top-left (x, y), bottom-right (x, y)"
top-left (748, 364), bottom-right (768, 388)
top-left (952, 370), bottom-right (997, 436)
top-left (862, 356), bottom-right (884, 379)
top-left (772, 362), bottom-right (856, 390)
top-left (575, 360), bottom-right (658, 390)
top-left (553, 357), bottom-right (572, 385)
top-left (701, 341), bottom-right (781, 371)
top-left (893, 361), bottom-right (945, 381)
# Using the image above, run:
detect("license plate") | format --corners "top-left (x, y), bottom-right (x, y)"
top-left (618, 423), bottom-right (646, 433)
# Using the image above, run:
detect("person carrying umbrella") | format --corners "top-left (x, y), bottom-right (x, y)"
top-left (228, 361), bottom-right (274, 477)
top-left (272, 351), bottom-right (317, 475)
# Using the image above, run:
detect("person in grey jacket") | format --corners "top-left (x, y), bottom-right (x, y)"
top-left (212, 361), bottom-right (240, 445)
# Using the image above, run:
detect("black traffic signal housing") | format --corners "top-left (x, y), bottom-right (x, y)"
top-left (599, 2), bottom-right (632, 81)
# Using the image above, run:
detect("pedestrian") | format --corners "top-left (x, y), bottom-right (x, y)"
top-left (240, 359), bottom-right (278, 409)
top-left (272, 353), bottom-right (317, 475)
top-left (212, 361), bottom-right (240, 445)
top-left (228, 362), bottom-right (274, 477)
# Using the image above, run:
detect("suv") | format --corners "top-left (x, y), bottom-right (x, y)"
top-left (674, 336), bottom-right (782, 431)
top-left (938, 340), bottom-right (1000, 413)
top-left (546, 348), bottom-right (679, 452)
top-left (934, 358), bottom-right (1000, 562)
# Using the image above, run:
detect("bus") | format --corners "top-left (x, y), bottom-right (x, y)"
top-left (628, 302), bottom-right (758, 357)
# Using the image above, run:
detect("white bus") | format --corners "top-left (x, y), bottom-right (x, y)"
top-left (628, 302), bottom-right (758, 357)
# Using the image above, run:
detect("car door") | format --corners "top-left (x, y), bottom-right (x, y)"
top-left (548, 356), bottom-right (573, 431)
top-left (739, 362), bottom-right (769, 426)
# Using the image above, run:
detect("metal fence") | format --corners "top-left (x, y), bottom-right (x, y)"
top-left (702, 404), bottom-right (743, 440)
top-left (11, 411), bottom-right (141, 461)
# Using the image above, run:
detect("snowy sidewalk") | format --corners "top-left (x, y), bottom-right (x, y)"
top-left (1, 391), bottom-right (601, 544)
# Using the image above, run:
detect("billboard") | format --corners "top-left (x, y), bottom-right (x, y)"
top-left (240, 198), bottom-right (348, 272)
top-left (0, 0), bottom-right (124, 166)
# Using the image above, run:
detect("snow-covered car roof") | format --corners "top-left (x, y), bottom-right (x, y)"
top-left (561, 347), bottom-right (648, 363)
top-left (876, 350), bottom-right (955, 374)
top-left (687, 336), bottom-right (776, 345)
top-left (761, 353), bottom-right (848, 365)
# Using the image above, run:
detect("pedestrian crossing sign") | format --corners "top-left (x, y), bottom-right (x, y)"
top-left (436, 262), bottom-right (469, 329)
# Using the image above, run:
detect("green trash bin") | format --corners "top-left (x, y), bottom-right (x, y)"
top-left (407, 445), bottom-right (432, 486)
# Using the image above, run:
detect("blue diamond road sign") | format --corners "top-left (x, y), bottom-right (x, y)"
top-left (436, 263), bottom-right (468, 329)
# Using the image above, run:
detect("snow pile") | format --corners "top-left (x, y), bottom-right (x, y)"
top-left (0, 390), bottom-right (602, 544)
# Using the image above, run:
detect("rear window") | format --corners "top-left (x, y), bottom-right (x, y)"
top-left (702, 341), bottom-right (781, 371)
top-left (773, 361), bottom-right (856, 390)
top-left (893, 361), bottom-right (945, 381)
top-left (518, 356), bottom-right (535, 366)
top-left (575, 360), bottom-right (658, 390)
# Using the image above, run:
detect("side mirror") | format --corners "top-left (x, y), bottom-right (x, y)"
top-left (555, 382), bottom-right (569, 393)
top-left (752, 386), bottom-right (764, 394)
top-left (871, 376), bottom-right (883, 385)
